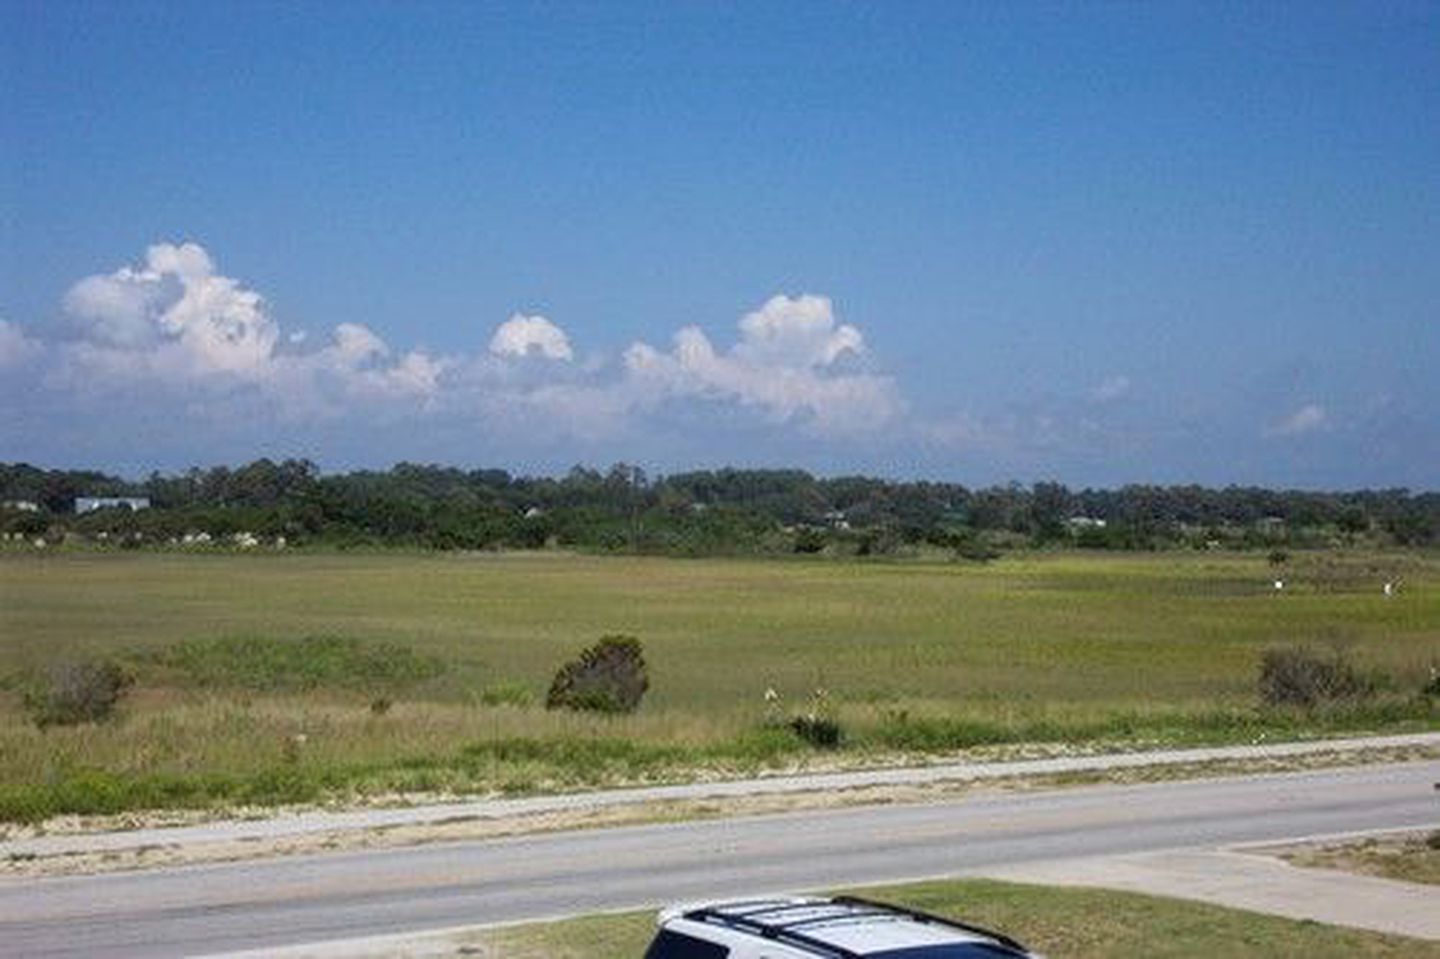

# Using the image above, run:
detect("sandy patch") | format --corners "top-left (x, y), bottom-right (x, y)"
top-left (1263, 829), bottom-right (1440, 886)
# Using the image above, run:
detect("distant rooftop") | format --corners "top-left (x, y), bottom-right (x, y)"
top-left (74, 496), bottom-right (151, 514)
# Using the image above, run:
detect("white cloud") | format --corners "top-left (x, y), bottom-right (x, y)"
top-left (62, 242), bottom-right (278, 375)
top-left (734, 294), bottom-right (863, 368)
top-left (62, 269), bottom-right (169, 348)
top-left (0, 320), bottom-right (43, 370)
top-left (45, 243), bottom-right (452, 422)
top-left (620, 295), bottom-right (899, 433)
top-left (331, 322), bottom-right (390, 365)
top-left (489, 313), bottom-right (574, 361)
top-left (15, 244), bottom-right (905, 451)
top-left (1267, 403), bottom-right (1328, 437)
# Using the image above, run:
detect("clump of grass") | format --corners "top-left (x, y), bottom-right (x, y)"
top-left (148, 635), bottom-right (444, 692)
top-left (1258, 645), bottom-right (1371, 710)
top-left (460, 736), bottom-right (683, 784)
top-left (478, 682), bottom-right (535, 707)
top-left (867, 700), bottom-right (1435, 753)
top-left (872, 714), bottom-right (1013, 751)
top-left (22, 659), bottom-right (133, 729)
top-left (0, 766), bottom-right (331, 823)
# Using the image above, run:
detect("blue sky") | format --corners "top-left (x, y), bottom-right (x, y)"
top-left (2, 1), bottom-right (1436, 488)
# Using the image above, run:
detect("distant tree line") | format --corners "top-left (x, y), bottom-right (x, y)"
top-left (1, 460), bottom-right (1436, 554)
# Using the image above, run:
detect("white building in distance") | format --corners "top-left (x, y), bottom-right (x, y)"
top-left (74, 496), bottom-right (151, 514)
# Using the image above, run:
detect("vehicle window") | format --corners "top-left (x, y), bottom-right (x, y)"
top-left (868, 945), bottom-right (1026, 958)
top-left (643, 928), bottom-right (731, 958)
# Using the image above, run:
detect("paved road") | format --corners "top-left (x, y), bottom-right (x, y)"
top-left (2, 762), bottom-right (1436, 958)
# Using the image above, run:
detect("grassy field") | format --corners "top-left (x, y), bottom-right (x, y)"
top-left (475, 877), bottom-right (1440, 957)
top-left (1, 549), bottom-right (1437, 820)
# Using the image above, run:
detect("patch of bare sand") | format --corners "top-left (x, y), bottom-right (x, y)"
top-left (1263, 829), bottom-right (1440, 886)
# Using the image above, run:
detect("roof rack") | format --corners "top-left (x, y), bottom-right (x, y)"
top-left (684, 896), bottom-right (1031, 957)
top-left (684, 905), bottom-right (862, 958)
top-left (829, 895), bottom-right (1030, 954)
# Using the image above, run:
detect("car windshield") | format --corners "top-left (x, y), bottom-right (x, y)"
top-left (868, 945), bottom-right (1027, 958)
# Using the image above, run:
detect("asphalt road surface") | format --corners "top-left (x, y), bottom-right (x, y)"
top-left (2, 762), bottom-right (1436, 958)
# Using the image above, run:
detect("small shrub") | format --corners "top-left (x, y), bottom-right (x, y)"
top-left (1268, 549), bottom-right (1289, 566)
top-left (1258, 645), bottom-right (1370, 710)
top-left (786, 687), bottom-right (844, 749)
top-left (24, 659), bottom-right (134, 729)
top-left (954, 542), bottom-right (1001, 563)
top-left (546, 635), bottom-right (649, 713)
top-left (788, 714), bottom-right (844, 748)
top-left (792, 528), bottom-right (828, 554)
top-left (369, 696), bottom-right (393, 716)
top-left (1426, 830), bottom-right (1440, 852)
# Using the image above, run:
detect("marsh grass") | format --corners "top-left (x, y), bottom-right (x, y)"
top-left (0, 691), bottom-right (1431, 823)
top-left (1, 549), bottom-right (1437, 821)
top-left (140, 634), bottom-right (444, 692)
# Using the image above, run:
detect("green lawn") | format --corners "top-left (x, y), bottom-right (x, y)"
top-left (1, 549), bottom-right (1437, 820)
top-left (475, 877), bottom-right (1440, 957)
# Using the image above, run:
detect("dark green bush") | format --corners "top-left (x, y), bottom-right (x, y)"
top-left (1258, 645), bottom-right (1370, 710)
top-left (788, 714), bottom-right (844, 748)
top-left (954, 541), bottom-right (1001, 563)
top-left (23, 659), bottom-right (133, 729)
top-left (545, 635), bottom-right (649, 713)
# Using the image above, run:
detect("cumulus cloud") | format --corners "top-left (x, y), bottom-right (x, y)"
top-left (48, 243), bottom-right (446, 412)
top-left (734, 294), bottom-right (863, 368)
top-left (0, 320), bottom-right (43, 370)
top-left (489, 313), bottom-right (574, 361)
top-left (621, 294), bottom-right (899, 433)
top-left (1267, 403), bottom-right (1328, 437)
top-left (9, 243), bottom-right (903, 455)
top-left (61, 242), bottom-right (278, 374)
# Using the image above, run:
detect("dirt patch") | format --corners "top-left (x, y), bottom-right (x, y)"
top-left (1268, 830), bottom-right (1440, 886)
